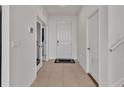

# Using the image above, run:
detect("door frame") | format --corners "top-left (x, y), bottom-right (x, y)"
top-left (36, 17), bottom-right (43, 71)
top-left (86, 8), bottom-right (100, 83)
top-left (42, 25), bottom-right (47, 61)
top-left (36, 16), bottom-right (48, 69)
top-left (37, 19), bottom-right (42, 61)
top-left (56, 20), bottom-right (72, 59)
top-left (2, 5), bottom-right (10, 87)
top-left (0, 6), bottom-right (2, 87)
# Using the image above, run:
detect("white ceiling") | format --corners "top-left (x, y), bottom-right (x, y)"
top-left (44, 5), bottom-right (81, 16)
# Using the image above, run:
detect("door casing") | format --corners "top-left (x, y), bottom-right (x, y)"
top-left (36, 18), bottom-right (43, 71)
top-left (86, 9), bottom-right (100, 83)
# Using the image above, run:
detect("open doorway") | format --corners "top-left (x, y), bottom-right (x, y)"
top-left (42, 26), bottom-right (47, 62)
top-left (36, 17), bottom-right (48, 72)
top-left (36, 20), bottom-right (43, 71)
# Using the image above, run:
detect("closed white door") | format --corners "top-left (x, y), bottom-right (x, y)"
top-left (88, 10), bottom-right (99, 83)
top-left (56, 20), bottom-right (72, 59)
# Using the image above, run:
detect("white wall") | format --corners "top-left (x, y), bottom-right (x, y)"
top-left (108, 6), bottom-right (124, 86)
top-left (4, 5), bottom-right (124, 87)
top-left (2, 5), bottom-right (10, 87)
top-left (48, 16), bottom-right (77, 59)
top-left (77, 6), bottom-right (109, 86)
top-left (9, 5), bottom-right (48, 87)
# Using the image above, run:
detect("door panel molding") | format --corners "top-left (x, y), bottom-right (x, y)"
top-left (56, 20), bottom-right (72, 59)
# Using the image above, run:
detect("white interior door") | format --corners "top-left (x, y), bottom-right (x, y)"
top-left (56, 20), bottom-right (72, 59)
top-left (88, 10), bottom-right (99, 83)
top-left (37, 21), bottom-right (43, 71)
top-left (37, 22), bottom-right (42, 62)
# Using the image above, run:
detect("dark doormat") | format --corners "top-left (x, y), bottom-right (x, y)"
top-left (55, 59), bottom-right (75, 63)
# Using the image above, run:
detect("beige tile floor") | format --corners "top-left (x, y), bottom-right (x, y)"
top-left (31, 60), bottom-right (96, 87)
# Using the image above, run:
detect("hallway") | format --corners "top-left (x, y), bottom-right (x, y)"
top-left (32, 60), bottom-right (96, 87)
top-left (2, 5), bottom-right (124, 87)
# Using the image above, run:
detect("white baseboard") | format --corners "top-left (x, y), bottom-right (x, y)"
top-left (77, 59), bottom-right (87, 73)
top-left (113, 77), bottom-right (124, 87)
top-left (46, 57), bottom-right (49, 61)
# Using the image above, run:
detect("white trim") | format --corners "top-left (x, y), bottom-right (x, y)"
top-left (2, 5), bottom-right (10, 87)
top-left (36, 17), bottom-right (43, 72)
top-left (110, 37), bottom-right (124, 52)
top-left (112, 77), bottom-right (124, 87)
top-left (86, 8), bottom-right (100, 83)
top-left (86, 19), bottom-right (89, 73)
top-left (45, 26), bottom-right (49, 61)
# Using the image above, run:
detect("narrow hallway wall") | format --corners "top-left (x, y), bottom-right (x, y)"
top-left (9, 5), bottom-right (48, 86)
top-left (77, 6), bottom-right (108, 86)
top-left (108, 6), bottom-right (124, 86)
